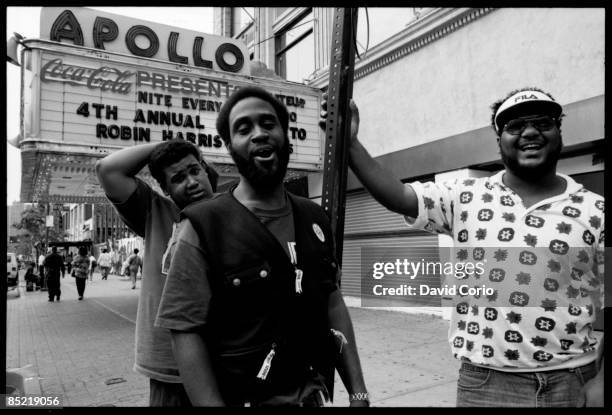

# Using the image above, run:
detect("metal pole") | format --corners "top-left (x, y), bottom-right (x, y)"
top-left (41, 202), bottom-right (50, 290)
top-left (320, 8), bottom-right (358, 268)
top-left (45, 203), bottom-right (50, 252)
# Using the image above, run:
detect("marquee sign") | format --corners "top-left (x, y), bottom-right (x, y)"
top-left (23, 40), bottom-right (322, 169)
top-left (18, 8), bottom-right (324, 203)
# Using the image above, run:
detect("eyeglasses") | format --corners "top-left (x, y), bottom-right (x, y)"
top-left (502, 116), bottom-right (557, 135)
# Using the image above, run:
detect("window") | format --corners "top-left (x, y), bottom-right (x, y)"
top-left (274, 8), bottom-right (290, 19)
top-left (234, 7), bottom-right (255, 50)
top-left (275, 11), bottom-right (314, 83)
top-left (236, 7), bottom-right (254, 33)
top-left (239, 30), bottom-right (254, 49)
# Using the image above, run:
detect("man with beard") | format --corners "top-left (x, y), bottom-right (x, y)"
top-left (321, 87), bottom-right (604, 407)
top-left (96, 140), bottom-right (218, 406)
top-left (155, 86), bottom-right (368, 407)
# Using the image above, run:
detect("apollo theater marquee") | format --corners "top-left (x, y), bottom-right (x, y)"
top-left (15, 7), bottom-right (324, 204)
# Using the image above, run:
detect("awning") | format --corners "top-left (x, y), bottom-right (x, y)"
top-left (48, 240), bottom-right (93, 248)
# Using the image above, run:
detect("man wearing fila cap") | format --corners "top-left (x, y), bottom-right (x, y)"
top-left (321, 87), bottom-right (604, 407)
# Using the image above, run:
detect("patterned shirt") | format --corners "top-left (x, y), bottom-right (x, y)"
top-left (71, 255), bottom-right (90, 279)
top-left (404, 171), bottom-right (604, 370)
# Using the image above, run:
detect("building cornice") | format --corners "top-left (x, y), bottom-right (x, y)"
top-left (310, 8), bottom-right (496, 89)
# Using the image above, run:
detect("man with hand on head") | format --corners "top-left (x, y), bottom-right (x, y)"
top-left (321, 87), bottom-right (604, 407)
top-left (155, 86), bottom-right (368, 407)
top-left (96, 140), bottom-right (218, 406)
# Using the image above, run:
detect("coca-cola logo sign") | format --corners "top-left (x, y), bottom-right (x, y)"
top-left (41, 58), bottom-right (134, 94)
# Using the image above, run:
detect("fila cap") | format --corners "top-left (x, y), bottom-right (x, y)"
top-left (494, 90), bottom-right (563, 134)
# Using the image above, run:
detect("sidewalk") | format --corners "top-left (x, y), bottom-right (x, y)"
top-left (6, 272), bottom-right (148, 407)
top-left (5, 271), bottom-right (458, 407)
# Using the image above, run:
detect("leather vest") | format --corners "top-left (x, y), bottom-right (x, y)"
top-left (182, 190), bottom-right (338, 404)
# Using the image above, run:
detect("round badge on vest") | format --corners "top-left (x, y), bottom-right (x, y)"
top-left (312, 223), bottom-right (325, 242)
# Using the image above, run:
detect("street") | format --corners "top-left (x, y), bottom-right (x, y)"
top-left (6, 269), bottom-right (458, 407)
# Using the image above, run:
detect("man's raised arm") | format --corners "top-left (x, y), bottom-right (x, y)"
top-left (321, 98), bottom-right (419, 218)
top-left (95, 143), bottom-right (159, 203)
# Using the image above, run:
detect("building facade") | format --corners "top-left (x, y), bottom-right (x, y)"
top-left (214, 7), bottom-right (605, 310)
top-left (60, 202), bottom-right (138, 256)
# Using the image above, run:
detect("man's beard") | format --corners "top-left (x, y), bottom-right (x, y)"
top-left (230, 138), bottom-right (290, 189)
top-left (500, 142), bottom-right (562, 180)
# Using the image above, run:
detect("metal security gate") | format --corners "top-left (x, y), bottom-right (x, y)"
top-left (340, 190), bottom-right (442, 306)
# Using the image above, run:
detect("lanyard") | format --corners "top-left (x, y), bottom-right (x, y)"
top-left (287, 242), bottom-right (303, 294)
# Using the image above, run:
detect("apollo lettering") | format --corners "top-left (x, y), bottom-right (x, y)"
top-left (49, 9), bottom-right (245, 72)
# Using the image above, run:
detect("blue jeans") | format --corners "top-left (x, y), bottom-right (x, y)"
top-left (456, 360), bottom-right (598, 407)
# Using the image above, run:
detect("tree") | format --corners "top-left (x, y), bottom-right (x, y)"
top-left (9, 235), bottom-right (34, 259)
top-left (12, 203), bottom-right (66, 258)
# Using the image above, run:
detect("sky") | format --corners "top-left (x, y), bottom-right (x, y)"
top-left (5, 6), bottom-right (215, 205)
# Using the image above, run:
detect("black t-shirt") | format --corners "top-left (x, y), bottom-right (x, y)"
top-left (44, 253), bottom-right (65, 274)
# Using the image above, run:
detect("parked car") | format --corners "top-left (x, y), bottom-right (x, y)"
top-left (7, 252), bottom-right (20, 297)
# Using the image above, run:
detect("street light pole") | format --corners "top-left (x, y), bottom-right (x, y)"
top-left (45, 202), bottom-right (50, 253)
top-left (41, 202), bottom-right (52, 291)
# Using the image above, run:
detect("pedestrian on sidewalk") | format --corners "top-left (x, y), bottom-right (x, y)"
top-left (96, 139), bottom-right (218, 406)
top-left (126, 249), bottom-right (143, 289)
top-left (65, 251), bottom-right (73, 275)
top-left (60, 252), bottom-right (66, 278)
top-left (71, 246), bottom-right (90, 300)
top-left (88, 253), bottom-right (97, 281)
top-left (324, 87), bottom-right (604, 407)
top-left (24, 261), bottom-right (40, 291)
top-left (97, 248), bottom-right (112, 280)
top-left (110, 250), bottom-right (121, 275)
top-left (156, 86), bottom-right (368, 407)
top-left (37, 252), bottom-right (46, 287)
top-left (43, 246), bottom-right (65, 302)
